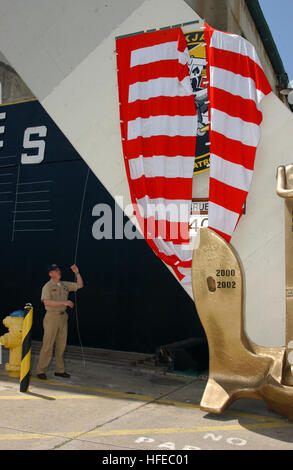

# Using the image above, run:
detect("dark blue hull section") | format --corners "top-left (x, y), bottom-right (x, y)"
top-left (0, 100), bottom-right (205, 354)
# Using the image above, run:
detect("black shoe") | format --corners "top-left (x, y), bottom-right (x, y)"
top-left (54, 372), bottom-right (71, 378)
top-left (37, 373), bottom-right (47, 380)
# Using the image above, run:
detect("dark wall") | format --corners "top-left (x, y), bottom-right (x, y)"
top-left (0, 100), bottom-right (205, 354)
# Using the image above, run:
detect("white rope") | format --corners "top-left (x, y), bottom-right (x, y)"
top-left (73, 167), bottom-right (90, 368)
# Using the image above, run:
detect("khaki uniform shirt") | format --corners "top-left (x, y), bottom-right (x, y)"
top-left (41, 279), bottom-right (78, 314)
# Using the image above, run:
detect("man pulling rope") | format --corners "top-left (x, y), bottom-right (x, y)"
top-left (36, 264), bottom-right (84, 380)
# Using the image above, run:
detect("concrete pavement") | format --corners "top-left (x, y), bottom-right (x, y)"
top-left (0, 347), bottom-right (292, 452)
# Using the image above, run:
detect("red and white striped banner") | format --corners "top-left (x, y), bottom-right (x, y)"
top-left (116, 23), bottom-right (272, 284)
top-left (204, 23), bottom-right (272, 241)
top-left (116, 28), bottom-right (197, 283)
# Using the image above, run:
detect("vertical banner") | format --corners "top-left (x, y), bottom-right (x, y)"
top-left (116, 27), bottom-right (197, 283)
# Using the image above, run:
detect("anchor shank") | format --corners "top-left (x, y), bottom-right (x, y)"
top-left (284, 198), bottom-right (293, 383)
top-left (276, 164), bottom-right (293, 384)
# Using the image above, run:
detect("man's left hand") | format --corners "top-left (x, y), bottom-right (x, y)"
top-left (71, 264), bottom-right (79, 274)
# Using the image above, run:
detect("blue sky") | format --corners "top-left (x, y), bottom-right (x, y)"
top-left (258, 0), bottom-right (293, 86)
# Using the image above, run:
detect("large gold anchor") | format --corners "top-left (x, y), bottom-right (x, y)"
top-left (191, 168), bottom-right (293, 420)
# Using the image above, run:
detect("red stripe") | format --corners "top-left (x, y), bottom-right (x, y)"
top-left (129, 60), bottom-right (182, 84)
top-left (210, 131), bottom-right (256, 170)
top-left (210, 48), bottom-right (272, 95)
top-left (173, 268), bottom-right (184, 281)
top-left (176, 260), bottom-right (192, 268)
top-left (131, 175), bottom-right (192, 200)
top-left (209, 177), bottom-right (247, 213)
top-left (211, 87), bottom-right (262, 125)
top-left (208, 226), bottom-right (232, 243)
top-left (139, 218), bottom-right (190, 243)
top-left (118, 27), bottom-right (184, 52)
top-left (178, 62), bottom-right (190, 83)
top-left (126, 96), bottom-right (196, 121)
top-left (129, 61), bottom-right (190, 85)
top-left (125, 136), bottom-right (196, 159)
top-left (177, 29), bottom-right (189, 53)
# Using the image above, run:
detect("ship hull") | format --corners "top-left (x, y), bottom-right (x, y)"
top-left (0, 99), bottom-right (205, 354)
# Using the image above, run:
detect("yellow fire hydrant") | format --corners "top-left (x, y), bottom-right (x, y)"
top-left (0, 310), bottom-right (24, 378)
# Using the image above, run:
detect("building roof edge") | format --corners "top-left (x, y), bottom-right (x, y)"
top-left (245, 0), bottom-right (288, 86)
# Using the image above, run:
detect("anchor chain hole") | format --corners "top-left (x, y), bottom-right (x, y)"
top-left (207, 276), bottom-right (216, 292)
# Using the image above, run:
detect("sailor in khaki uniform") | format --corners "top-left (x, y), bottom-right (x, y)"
top-left (36, 263), bottom-right (84, 380)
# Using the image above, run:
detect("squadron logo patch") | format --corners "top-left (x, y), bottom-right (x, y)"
top-left (185, 30), bottom-right (210, 174)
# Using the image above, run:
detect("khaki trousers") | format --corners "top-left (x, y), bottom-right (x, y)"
top-left (36, 312), bottom-right (68, 374)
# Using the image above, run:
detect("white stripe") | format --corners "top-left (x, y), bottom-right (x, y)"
top-left (178, 48), bottom-right (191, 66)
top-left (211, 30), bottom-right (262, 69)
top-left (208, 201), bottom-right (239, 236)
top-left (180, 75), bottom-right (194, 95)
top-left (153, 238), bottom-right (192, 262)
top-left (210, 108), bottom-right (260, 148)
top-left (129, 155), bottom-right (195, 180)
top-left (136, 196), bottom-right (191, 223)
top-left (128, 115), bottom-right (197, 140)
top-left (130, 41), bottom-right (178, 67)
top-left (128, 76), bottom-right (192, 103)
top-left (210, 154), bottom-right (253, 192)
top-left (210, 66), bottom-right (265, 105)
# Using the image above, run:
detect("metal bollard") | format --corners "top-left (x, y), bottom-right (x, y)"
top-left (20, 303), bottom-right (33, 393)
